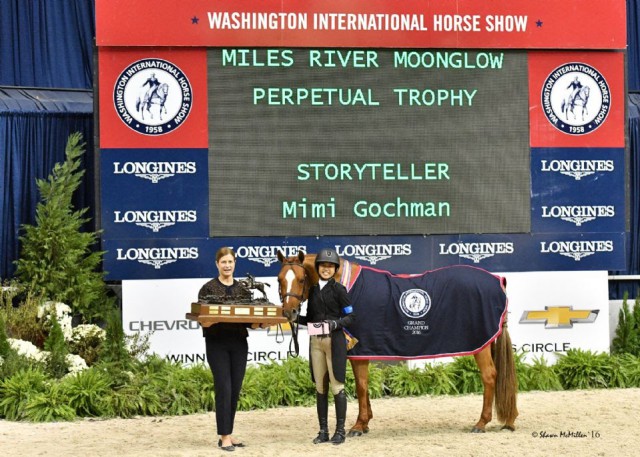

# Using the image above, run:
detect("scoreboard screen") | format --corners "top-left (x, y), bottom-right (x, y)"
top-left (208, 49), bottom-right (530, 236)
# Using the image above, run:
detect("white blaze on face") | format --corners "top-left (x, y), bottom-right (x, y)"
top-left (284, 269), bottom-right (296, 296)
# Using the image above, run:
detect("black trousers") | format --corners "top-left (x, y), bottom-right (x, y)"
top-left (205, 335), bottom-right (248, 435)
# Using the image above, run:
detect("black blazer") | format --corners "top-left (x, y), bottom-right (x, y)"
top-left (301, 278), bottom-right (355, 383)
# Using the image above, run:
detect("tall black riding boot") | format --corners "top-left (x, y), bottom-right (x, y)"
top-left (330, 390), bottom-right (347, 445)
top-left (312, 392), bottom-right (330, 444)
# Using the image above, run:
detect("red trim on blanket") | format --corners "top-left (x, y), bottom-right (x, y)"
top-left (342, 261), bottom-right (362, 292)
top-left (361, 264), bottom-right (504, 283)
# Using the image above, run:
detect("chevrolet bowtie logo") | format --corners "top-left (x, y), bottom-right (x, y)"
top-left (519, 306), bottom-right (599, 329)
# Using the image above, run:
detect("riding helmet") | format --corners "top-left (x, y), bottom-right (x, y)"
top-left (315, 248), bottom-right (340, 270)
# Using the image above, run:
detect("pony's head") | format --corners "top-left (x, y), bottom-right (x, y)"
top-left (276, 250), bottom-right (310, 322)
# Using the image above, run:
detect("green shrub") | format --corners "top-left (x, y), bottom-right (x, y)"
top-left (101, 384), bottom-right (140, 419)
top-left (344, 362), bottom-right (386, 399)
top-left (0, 312), bottom-right (11, 357)
top-left (0, 289), bottom-right (47, 348)
top-left (43, 312), bottom-right (69, 379)
top-left (385, 363), bottom-right (432, 397)
top-left (520, 355), bottom-right (562, 391)
top-left (100, 307), bottom-right (132, 369)
top-left (60, 368), bottom-right (111, 417)
top-left (150, 360), bottom-right (202, 416)
top-left (24, 383), bottom-right (76, 422)
top-left (554, 349), bottom-right (621, 389)
top-left (14, 132), bottom-right (113, 322)
top-left (421, 362), bottom-right (458, 395)
top-left (616, 353), bottom-right (640, 387)
top-left (239, 367), bottom-right (272, 410)
top-left (512, 350), bottom-right (531, 390)
top-left (110, 360), bottom-right (162, 416)
top-left (612, 292), bottom-right (639, 355)
top-left (0, 368), bottom-right (48, 420)
top-left (69, 324), bottom-right (105, 366)
top-left (127, 356), bottom-right (203, 416)
top-left (365, 362), bottom-right (386, 398)
top-left (634, 295), bottom-right (640, 338)
top-left (124, 330), bottom-right (152, 361)
top-left (183, 363), bottom-right (215, 411)
top-left (0, 349), bottom-right (42, 382)
top-left (239, 357), bottom-right (315, 410)
top-left (1, 341), bottom-right (639, 422)
top-left (450, 356), bottom-right (483, 394)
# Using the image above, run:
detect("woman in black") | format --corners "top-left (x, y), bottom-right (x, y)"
top-left (199, 247), bottom-right (251, 452)
top-left (299, 248), bottom-right (356, 445)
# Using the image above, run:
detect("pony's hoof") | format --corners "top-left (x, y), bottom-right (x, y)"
top-left (501, 425), bottom-right (516, 432)
top-left (470, 427), bottom-right (486, 433)
top-left (347, 430), bottom-right (363, 437)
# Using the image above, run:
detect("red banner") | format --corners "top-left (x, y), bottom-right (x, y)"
top-left (528, 51), bottom-right (625, 148)
top-left (96, 0), bottom-right (626, 49)
top-left (98, 48), bottom-right (208, 149)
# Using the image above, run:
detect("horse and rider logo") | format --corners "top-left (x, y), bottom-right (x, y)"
top-left (541, 62), bottom-right (610, 135)
top-left (399, 288), bottom-right (432, 319)
top-left (113, 58), bottom-right (193, 136)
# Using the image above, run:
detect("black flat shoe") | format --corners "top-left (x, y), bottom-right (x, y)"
top-left (219, 439), bottom-right (245, 449)
top-left (218, 440), bottom-right (235, 452)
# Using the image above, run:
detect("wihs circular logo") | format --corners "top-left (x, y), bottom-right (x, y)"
top-left (541, 62), bottom-right (610, 135)
top-left (113, 58), bottom-right (193, 136)
top-left (399, 289), bottom-right (431, 319)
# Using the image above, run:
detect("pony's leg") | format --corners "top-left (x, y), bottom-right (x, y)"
top-left (472, 346), bottom-right (496, 433)
top-left (348, 359), bottom-right (371, 437)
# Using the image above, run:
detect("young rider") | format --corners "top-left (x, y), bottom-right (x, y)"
top-left (298, 248), bottom-right (356, 445)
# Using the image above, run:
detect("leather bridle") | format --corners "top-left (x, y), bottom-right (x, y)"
top-left (278, 260), bottom-right (310, 357)
top-left (278, 261), bottom-right (309, 305)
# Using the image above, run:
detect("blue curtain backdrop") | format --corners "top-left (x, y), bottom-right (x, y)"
top-left (0, 0), bottom-right (639, 296)
top-left (0, 88), bottom-right (94, 279)
top-left (610, 95), bottom-right (640, 299)
top-left (608, 1), bottom-right (640, 298)
top-left (0, 0), bottom-right (95, 89)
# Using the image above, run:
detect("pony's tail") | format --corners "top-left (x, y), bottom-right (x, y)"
top-left (494, 324), bottom-right (518, 427)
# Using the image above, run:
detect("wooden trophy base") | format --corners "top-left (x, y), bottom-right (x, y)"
top-left (186, 302), bottom-right (289, 327)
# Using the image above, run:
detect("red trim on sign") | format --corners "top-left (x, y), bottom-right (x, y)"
top-left (99, 48), bottom-right (208, 149)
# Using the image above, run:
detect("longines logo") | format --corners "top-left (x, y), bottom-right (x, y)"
top-left (113, 210), bottom-right (197, 232)
top-left (113, 161), bottom-right (197, 183)
top-left (335, 244), bottom-right (411, 265)
top-left (234, 245), bottom-right (307, 267)
top-left (116, 247), bottom-right (199, 269)
top-left (539, 240), bottom-right (613, 261)
top-left (540, 205), bottom-right (614, 226)
top-left (541, 62), bottom-right (610, 135)
top-left (438, 242), bottom-right (514, 263)
top-left (113, 58), bottom-right (193, 135)
top-left (540, 159), bottom-right (614, 181)
top-left (519, 306), bottom-right (599, 329)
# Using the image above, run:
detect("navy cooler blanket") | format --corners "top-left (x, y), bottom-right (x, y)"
top-left (345, 265), bottom-right (507, 360)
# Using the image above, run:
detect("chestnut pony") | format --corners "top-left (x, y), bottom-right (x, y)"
top-left (276, 250), bottom-right (518, 435)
